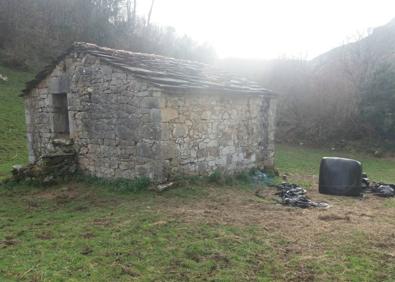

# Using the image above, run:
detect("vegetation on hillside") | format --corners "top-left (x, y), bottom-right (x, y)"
top-left (0, 0), bottom-right (215, 70)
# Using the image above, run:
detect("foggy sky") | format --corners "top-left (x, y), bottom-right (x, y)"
top-left (137, 0), bottom-right (395, 59)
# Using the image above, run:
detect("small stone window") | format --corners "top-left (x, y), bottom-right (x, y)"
top-left (52, 93), bottom-right (70, 137)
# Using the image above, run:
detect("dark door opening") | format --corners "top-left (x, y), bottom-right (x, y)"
top-left (52, 93), bottom-right (70, 137)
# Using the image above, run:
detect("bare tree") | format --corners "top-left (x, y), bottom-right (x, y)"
top-left (125, 0), bottom-right (137, 30)
top-left (132, 0), bottom-right (137, 30)
top-left (146, 0), bottom-right (155, 28)
top-left (340, 30), bottom-right (379, 91)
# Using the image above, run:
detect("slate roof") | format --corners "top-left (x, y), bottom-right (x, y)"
top-left (23, 42), bottom-right (275, 96)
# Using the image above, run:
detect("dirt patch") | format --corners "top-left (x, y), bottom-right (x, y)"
top-left (34, 184), bottom-right (80, 200)
top-left (209, 252), bottom-right (230, 265)
top-left (81, 232), bottom-right (96, 239)
top-left (33, 183), bottom-right (121, 209)
top-left (74, 205), bottom-right (89, 212)
top-left (93, 218), bottom-right (113, 227)
top-left (80, 246), bottom-right (93, 255)
top-left (156, 183), bottom-right (395, 259)
top-left (318, 214), bottom-right (351, 221)
top-left (289, 263), bottom-right (316, 282)
top-left (26, 199), bottom-right (40, 208)
top-left (1, 236), bottom-right (20, 248)
top-left (119, 264), bottom-right (139, 277)
top-left (36, 231), bottom-right (54, 240)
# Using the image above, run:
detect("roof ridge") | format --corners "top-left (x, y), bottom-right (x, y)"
top-left (22, 42), bottom-right (275, 97)
top-left (72, 42), bottom-right (208, 66)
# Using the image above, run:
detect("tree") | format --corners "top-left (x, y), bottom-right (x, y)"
top-left (0, 0), bottom-right (215, 69)
top-left (360, 63), bottom-right (395, 139)
top-left (146, 0), bottom-right (155, 28)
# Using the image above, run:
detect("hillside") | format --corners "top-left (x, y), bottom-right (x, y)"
top-left (312, 18), bottom-right (395, 71)
top-left (220, 18), bottom-right (395, 91)
top-left (0, 65), bottom-right (32, 177)
top-left (216, 18), bottom-right (395, 144)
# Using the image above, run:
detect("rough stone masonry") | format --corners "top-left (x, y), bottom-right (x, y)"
top-left (22, 43), bottom-right (276, 183)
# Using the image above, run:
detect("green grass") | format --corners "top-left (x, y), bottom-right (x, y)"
top-left (0, 182), bottom-right (394, 281)
top-left (0, 184), bottom-right (280, 281)
top-left (0, 65), bottom-right (32, 177)
top-left (276, 144), bottom-right (395, 183)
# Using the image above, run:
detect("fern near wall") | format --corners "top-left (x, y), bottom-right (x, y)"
top-left (24, 51), bottom-right (276, 182)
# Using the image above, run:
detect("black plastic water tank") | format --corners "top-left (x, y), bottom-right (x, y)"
top-left (319, 157), bottom-right (362, 196)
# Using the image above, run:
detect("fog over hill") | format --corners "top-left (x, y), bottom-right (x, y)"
top-left (217, 18), bottom-right (395, 144)
top-left (312, 17), bottom-right (395, 73)
top-left (219, 17), bottom-right (395, 78)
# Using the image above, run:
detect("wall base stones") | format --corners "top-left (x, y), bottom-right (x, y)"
top-left (10, 139), bottom-right (77, 183)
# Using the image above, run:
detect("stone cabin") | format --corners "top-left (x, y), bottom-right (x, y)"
top-left (22, 42), bottom-right (276, 182)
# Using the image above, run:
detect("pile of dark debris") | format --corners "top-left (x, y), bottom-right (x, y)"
top-left (270, 179), bottom-right (394, 209)
top-left (276, 157), bottom-right (395, 208)
top-left (362, 177), bottom-right (395, 198)
top-left (273, 182), bottom-right (330, 208)
top-left (255, 156), bottom-right (394, 209)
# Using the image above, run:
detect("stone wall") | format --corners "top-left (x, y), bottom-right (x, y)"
top-left (25, 53), bottom-right (164, 181)
top-left (159, 91), bottom-right (275, 176)
top-left (68, 54), bottom-right (165, 180)
top-left (25, 52), bottom-right (276, 182)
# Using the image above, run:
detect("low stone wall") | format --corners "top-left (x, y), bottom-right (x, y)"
top-left (11, 139), bottom-right (77, 183)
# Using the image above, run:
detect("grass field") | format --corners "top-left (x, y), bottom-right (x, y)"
top-left (0, 65), bottom-right (395, 281)
top-left (276, 144), bottom-right (395, 185)
top-left (1, 172), bottom-right (394, 281)
top-left (0, 65), bottom-right (32, 177)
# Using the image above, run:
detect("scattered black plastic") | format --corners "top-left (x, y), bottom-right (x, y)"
top-left (365, 181), bottom-right (395, 198)
top-left (370, 184), bottom-right (395, 197)
top-left (361, 173), bottom-right (369, 189)
top-left (275, 183), bottom-right (329, 208)
top-left (360, 173), bottom-right (394, 197)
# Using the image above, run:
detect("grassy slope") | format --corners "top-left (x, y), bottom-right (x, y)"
top-left (0, 65), bottom-right (32, 177)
